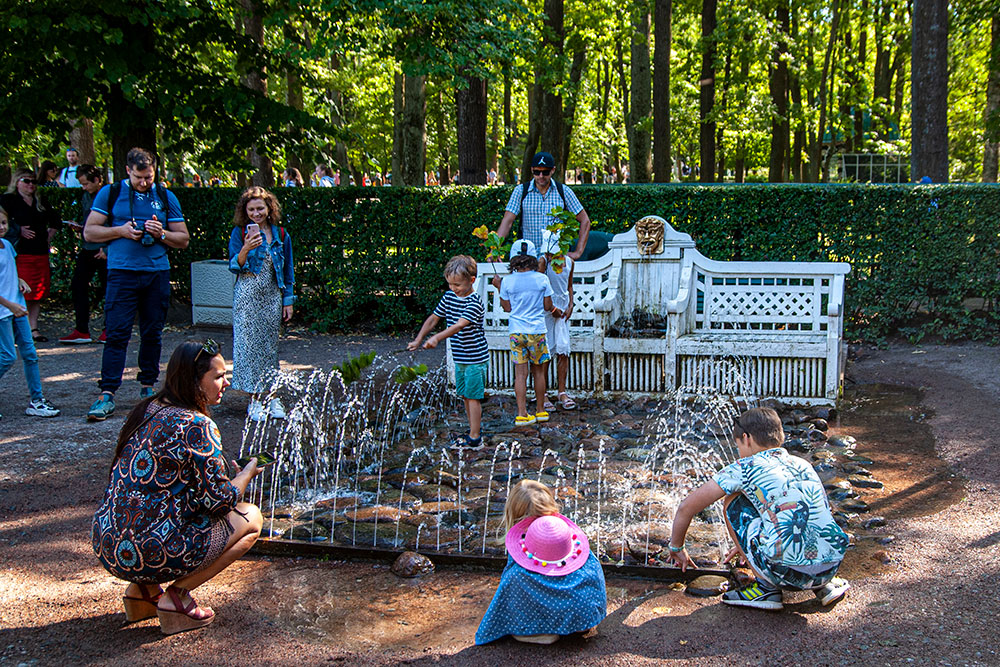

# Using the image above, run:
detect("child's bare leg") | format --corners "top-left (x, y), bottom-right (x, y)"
top-left (532, 363), bottom-right (547, 414)
top-left (538, 359), bottom-right (552, 404)
top-left (465, 398), bottom-right (481, 439)
top-left (556, 353), bottom-right (569, 395)
top-left (514, 362), bottom-right (530, 416)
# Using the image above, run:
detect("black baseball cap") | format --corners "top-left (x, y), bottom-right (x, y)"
top-left (531, 152), bottom-right (555, 169)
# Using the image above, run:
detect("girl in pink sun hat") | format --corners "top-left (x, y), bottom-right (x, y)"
top-left (475, 480), bottom-right (606, 645)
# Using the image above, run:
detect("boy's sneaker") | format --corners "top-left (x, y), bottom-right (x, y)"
top-left (87, 394), bottom-right (115, 421)
top-left (59, 329), bottom-right (92, 344)
top-left (722, 582), bottom-right (784, 610)
top-left (449, 434), bottom-right (485, 450)
top-left (97, 329), bottom-right (107, 344)
top-left (26, 398), bottom-right (60, 418)
top-left (268, 398), bottom-right (286, 419)
top-left (815, 577), bottom-right (850, 607)
top-left (139, 386), bottom-right (155, 399)
top-left (248, 400), bottom-right (267, 422)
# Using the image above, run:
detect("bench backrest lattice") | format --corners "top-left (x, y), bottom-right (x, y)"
top-left (455, 216), bottom-right (850, 406)
top-left (695, 272), bottom-right (833, 333)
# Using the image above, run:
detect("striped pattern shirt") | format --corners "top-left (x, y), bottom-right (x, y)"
top-left (433, 291), bottom-right (489, 364)
top-left (504, 181), bottom-right (584, 248)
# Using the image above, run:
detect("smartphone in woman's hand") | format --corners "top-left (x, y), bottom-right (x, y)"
top-left (246, 223), bottom-right (260, 238)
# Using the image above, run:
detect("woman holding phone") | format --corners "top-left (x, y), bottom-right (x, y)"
top-left (227, 186), bottom-right (295, 422)
top-left (92, 340), bottom-right (264, 635)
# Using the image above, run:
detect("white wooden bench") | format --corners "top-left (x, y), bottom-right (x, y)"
top-left (460, 217), bottom-right (850, 405)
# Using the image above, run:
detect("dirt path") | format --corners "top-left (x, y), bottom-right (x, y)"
top-left (2, 321), bottom-right (998, 666)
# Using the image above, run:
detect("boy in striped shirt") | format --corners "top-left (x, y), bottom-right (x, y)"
top-left (408, 255), bottom-right (489, 449)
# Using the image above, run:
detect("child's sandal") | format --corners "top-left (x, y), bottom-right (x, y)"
top-left (534, 410), bottom-right (550, 423)
top-left (515, 414), bottom-right (537, 426)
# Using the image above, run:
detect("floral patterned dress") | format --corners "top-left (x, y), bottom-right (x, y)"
top-left (92, 404), bottom-right (238, 584)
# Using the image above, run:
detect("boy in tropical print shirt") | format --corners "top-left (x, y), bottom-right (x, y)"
top-left (666, 407), bottom-right (851, 611)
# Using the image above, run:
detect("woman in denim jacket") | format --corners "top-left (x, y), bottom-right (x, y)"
top-left (227, 187), bottom-right (295, 422)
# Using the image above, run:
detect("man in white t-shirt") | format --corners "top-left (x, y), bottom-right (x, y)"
top-left (59, 148), bottom-right (81, 188)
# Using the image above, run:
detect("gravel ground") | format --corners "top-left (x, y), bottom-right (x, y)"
top-left (1, 317), bottom-right (998, 666)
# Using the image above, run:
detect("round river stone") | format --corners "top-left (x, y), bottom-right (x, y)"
top-left (391, 551), bottom-right (435, 578)
top-left (685, 575), bottom-right (730, 597)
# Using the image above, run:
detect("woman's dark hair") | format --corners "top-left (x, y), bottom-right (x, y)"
top-left (111, 341), bottom-right (221, 468)
top-left (508, 254), bottom-right (538, 272)
top-left (37, 160), bottom-right (60, 183)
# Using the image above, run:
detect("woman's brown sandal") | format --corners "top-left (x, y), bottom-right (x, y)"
top-left (122, 584), bottom-right (163, 623)
top-left (156, 585), bottom-right (215, 635)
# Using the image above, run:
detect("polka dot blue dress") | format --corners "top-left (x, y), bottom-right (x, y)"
top-left (475, 553), bottom-right (607, 645)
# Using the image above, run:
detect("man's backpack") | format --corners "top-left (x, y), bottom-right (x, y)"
top-left (106, 180), bottom-right (171, 223)
top-left (517, 178), bottom-right (565, 242)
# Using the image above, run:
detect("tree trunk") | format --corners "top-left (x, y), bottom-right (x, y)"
top-left (109, 83), bottom-right (157, 181)
top-left (652, 0), bottom-right (672, 182)
top-left (617, 41), bottom-right (629, 182)
top-left (503, 73), bottom-right (516, 183)
top-left (240, 0), bottom-right (274, 187)
top-left (285, 24), bottom-right (306, 172)
top-left (853, 0), bottom-right (868, 153)
top-left (911, 0), bottom-right (949, 182)
top-left (698, 0), bottom-right (717, 183)
top-left (809, 0), bottom-right (841, 183)
top-left (790, 12), bottom-right (804, 181)
top-left (520, 82), bottom-right (542, 183)
top-left (69, 118), bottom-right (96, 166)
top-left (562, 47), bottom-right (587, 177)
top-left (392, 72), bottom-right (403, 185)
top-left (455, 76), bottom-right (487, 184)
top-left (716, 37), bottom-right (732, 182)
top-left (400, 72), bottom-right (427, 186)
top-left (984, 15), bottom-right (1000, 182)
top-left (437, 90), bottom-right (452, 186)
top-left (629, 1), bottom-right (652, 183)
top-left (538, 0), bottom-right (565, 175)
top-left (768, 1), bottom-right (790, 182)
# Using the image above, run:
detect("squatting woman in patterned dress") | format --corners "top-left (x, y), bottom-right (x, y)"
top-left (227, 187), bottom-right (295, 422)
top-left (92, 340), bottom-right (264, 635)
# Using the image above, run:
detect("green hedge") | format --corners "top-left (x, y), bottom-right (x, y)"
top-left (39, 183), bottom-right (1000, 342)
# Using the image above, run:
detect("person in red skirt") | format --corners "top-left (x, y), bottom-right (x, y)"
top-left (0, 169), bottom-right (61, 341)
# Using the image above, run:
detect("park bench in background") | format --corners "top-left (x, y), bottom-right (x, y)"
top-left (467, 217), bottom-right (850, 406)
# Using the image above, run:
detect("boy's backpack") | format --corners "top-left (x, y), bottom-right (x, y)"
top-left (517, 178), bottom-right (565, 242)
top-left (106, 180), bottom-right (170, 222)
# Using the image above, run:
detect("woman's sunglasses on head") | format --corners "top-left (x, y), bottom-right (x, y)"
top-left (195, 339), bottom-right (221, 361)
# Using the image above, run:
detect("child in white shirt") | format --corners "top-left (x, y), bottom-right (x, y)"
top-left (493, 239), bottom-right (561, 426)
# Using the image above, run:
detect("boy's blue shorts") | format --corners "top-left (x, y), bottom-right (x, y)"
top-left (455, 362), bottom-right (488, 400)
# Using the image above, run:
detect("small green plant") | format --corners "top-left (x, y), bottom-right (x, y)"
top-left (545, 207), bottom-right (582, 274)
top-left (473, 224), bottom-right (511, 274)
top-left (393, 363), bottom-right (429, 384)
top-left (333, 351), bottom-right (376, 384)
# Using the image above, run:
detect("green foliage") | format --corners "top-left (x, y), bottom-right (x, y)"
top-left (332, 351), bottom-right (377, 385)
top-left (545, 207), bottom-right (581, 274)
top-left (393, 363), bottom-right (429, 384)
top-left (39, 183), bottom-right (1000, 343)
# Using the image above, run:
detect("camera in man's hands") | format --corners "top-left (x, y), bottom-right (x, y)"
top-left (134, 219), bottom-right (155, 246)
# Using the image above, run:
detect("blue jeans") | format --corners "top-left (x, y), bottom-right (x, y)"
top-left (100, 269), bottom-right (170, 393)
top-left (0, 315), bottom-right (43, 401)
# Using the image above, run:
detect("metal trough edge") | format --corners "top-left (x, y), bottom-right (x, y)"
top-left (251, 538), bottom-right (731, 582)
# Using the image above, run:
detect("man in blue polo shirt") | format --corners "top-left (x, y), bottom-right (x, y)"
top-left (494, 151), bottom-right (592, 260)
top-left (82, 147), bottom-right (190, 421)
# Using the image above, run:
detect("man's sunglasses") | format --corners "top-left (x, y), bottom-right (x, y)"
top-left (19, 178), bottom-right (37, 185)
top-left (195, 338), bottom-right (220, 361)
top-left (531, 168), bottom-right (552, 176)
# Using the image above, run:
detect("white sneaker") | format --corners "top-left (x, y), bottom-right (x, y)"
top-left (247, 400), bottom-right (267, 422)
top-left (26, 398), bottom-right (60, 418)
top-left (268, 398), bottom-right (286, 419)
top-left (815, 577), bottom-right (850, 606)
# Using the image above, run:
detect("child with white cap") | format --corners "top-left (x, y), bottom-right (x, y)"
top-left (475, 480), bottom-right (606, 644)
top-left (492, 239), bottom-right (560, 426)
top-left (539, 229), bottom-right (575, 411)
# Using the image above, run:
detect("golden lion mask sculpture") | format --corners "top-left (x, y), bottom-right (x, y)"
top-left (635, 216), bottom-right (665, 255)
